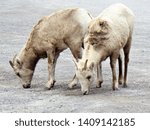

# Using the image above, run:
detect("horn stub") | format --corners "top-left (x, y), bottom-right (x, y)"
top-left (83, 59), bottom-right (88, 70)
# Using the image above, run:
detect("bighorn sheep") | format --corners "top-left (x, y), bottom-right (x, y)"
top-left (75, 3), bottom-right (134, 95)
top-left (9, 8), bottom-right (92, 89)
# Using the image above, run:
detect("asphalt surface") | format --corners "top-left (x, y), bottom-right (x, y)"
top-left (0, 0), bottom-right (150, 112)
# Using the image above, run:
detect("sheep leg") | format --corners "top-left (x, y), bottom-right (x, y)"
top-left (123, 51), bottom-right (129, 88)
top-left (123, 37), bottom-right (132, 87)
top-left (68, 44), bottom-right (82, 88)
top-left (68, 75), bottom-right (78, 89)
top-left (46, 50), bottom-right (59, 89)
top-left (96, 63), bottom-right (103, 88)
top-left (110, 55), bottom-right (119, 90)
top-left (118, 50), bottom-right (123, 85)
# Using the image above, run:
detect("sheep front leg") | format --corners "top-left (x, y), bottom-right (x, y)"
top-left (96, 63), bottom-right (103, 88)
top-left (47, 63), bottom-right (55, 89)
top-left (110, 55), bottom-right (119, 90)
top-left (46, 50), bottom-right (59, 89)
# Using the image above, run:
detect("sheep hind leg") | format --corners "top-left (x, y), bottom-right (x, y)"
top-left (123, 37), bottom-right (132, 88)
top-left (118, 49), bottom-right (123, 85)
top-left (68, 75), bottom-right (78, 89)
top-left (123, 52), bottom-right (129, 88)
top-left (68, 44), bottom-right (82, 89)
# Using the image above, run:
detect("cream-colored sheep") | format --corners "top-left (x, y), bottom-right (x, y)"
top-left (75, 3), bottom-right (134, 95)
top-left (9, 8), bottom-right (92, 89)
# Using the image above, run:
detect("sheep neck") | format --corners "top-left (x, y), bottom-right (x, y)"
top-left (18, 46), bottom-right (40, 71)
top-left (82, 45), bottom-right (108, 68)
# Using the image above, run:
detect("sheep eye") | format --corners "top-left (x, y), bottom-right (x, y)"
top-left (16, 72), bottom-right (21, 78)
top-left (86, 75), bottom-right (91, 80)
top-left (99, 23), bottom-right (102, 26)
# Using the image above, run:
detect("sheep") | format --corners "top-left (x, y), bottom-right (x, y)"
top-left (74, 3), bottom-right (134, 95)
top-left (9, 8), bottom-right (92, 89)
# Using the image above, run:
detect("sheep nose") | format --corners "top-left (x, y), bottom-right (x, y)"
top-left (23, 84), bottom-right (31, 89)
top-left (83, 91), bottom-right (89, 95)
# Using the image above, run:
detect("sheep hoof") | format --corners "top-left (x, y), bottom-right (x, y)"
top-left (123, 83), bottom-right (128, 88)
top-left (113, 86), bottom-right (119, 91)
top-left (46, 80), bottom-right (56, 90)
top-left (96, 81), bottom-right (103, 88)
top-left (68, 83), bottom-right (77, 89)
top-left (68, 79), bottom-right (78, 89)
top-left (119, 80), bottom-right (123, 85)
top-left (96, 85), bottom-right (101, 88)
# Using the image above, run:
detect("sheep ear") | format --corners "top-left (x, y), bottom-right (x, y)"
top-left (73, 59), bottom-right (78, 70)
top-left (9, 60), bottom-right (14, 68)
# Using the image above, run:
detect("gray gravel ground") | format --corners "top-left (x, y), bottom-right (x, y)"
top-left (0, 0), bottom-right (150, 112)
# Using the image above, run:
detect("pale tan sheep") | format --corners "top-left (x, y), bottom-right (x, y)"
top-left (75, 3), bottom-right (134, 95)
top-left (9, 8), bottom-right (92, 89)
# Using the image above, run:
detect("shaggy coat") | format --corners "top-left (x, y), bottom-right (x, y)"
top-left (75, 3), bottom-right (134, 95)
